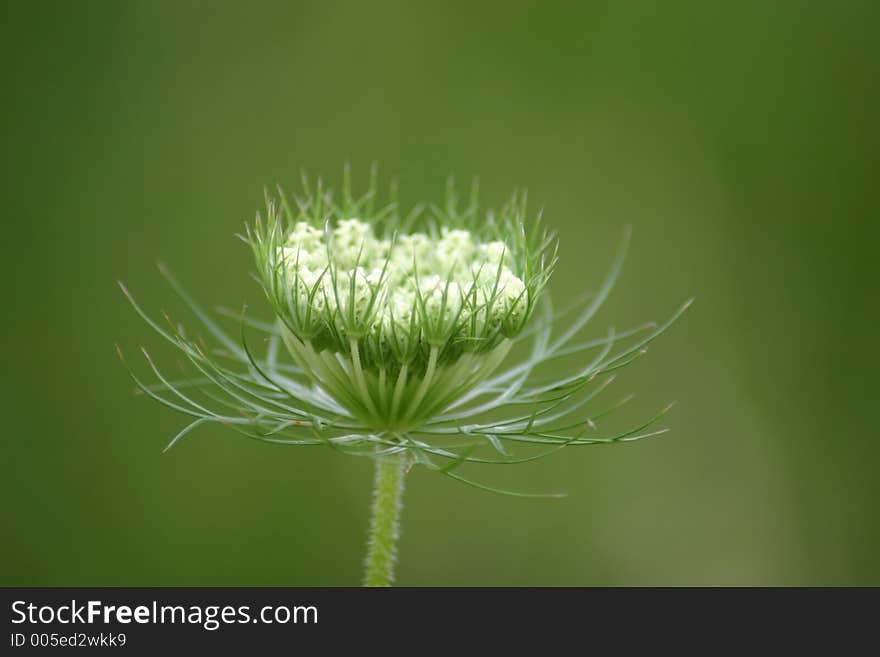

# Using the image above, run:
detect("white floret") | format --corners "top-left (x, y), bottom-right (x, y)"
top-left (436, 228), bottom-right (475, 271)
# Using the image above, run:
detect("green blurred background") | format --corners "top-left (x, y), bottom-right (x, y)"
top-left (3, 1), bottom-right (878, 585)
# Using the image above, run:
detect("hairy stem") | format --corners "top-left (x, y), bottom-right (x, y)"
top-left (363, 451), bottom-right (407, 586)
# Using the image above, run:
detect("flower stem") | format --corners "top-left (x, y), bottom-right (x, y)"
top-left (363, 451), bottom-right (406, 586)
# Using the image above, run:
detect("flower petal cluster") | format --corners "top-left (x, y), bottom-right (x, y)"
top-left (279, 220), bottom-right (527, 355)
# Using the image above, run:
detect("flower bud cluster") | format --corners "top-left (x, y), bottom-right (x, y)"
top-left (275, 219), bottom-right (528, 369)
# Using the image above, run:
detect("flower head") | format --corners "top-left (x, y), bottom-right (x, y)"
top-left (251, 189), bottom-right (548, 432)
top-left (119, 166), bottom-right (688, 497)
